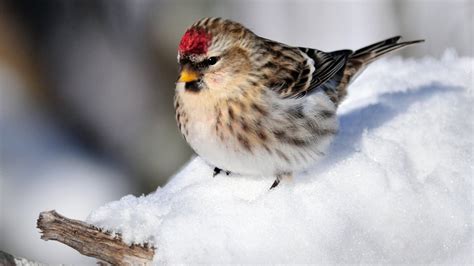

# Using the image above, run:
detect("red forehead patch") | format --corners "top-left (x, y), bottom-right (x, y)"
top-left (178, 28), bottom-right (211, 55)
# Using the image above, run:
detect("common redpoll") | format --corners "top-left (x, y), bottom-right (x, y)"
top-left (174, 17), bottom-right (423, 189)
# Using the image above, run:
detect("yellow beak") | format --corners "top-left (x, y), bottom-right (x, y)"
top-left (178, 69), bottom-right (199, 83)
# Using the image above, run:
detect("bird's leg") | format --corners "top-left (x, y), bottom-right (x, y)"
top-left (269, 173), bottom-right (292, 190)
top-left (213, 167), bottom-right (222, 177)
top-left (269, 177), bottom-right (280, 189)
top-left (213, 167), bottom-right (231, 177)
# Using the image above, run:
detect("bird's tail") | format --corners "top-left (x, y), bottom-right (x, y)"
top-left (331, 36), bottom-right (424, 105)
top-left (352, 36), bottom-right (424, 64)
top-left (347, 36), bottom-right (424, 82)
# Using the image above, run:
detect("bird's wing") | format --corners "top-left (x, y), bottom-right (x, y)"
top-left (263, 41), bottom-right (352, 98)
top-left (298, 48), bottom-right (352, 97)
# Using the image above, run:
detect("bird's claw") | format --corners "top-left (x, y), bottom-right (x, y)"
top-left (213, 167), bottom-right (231, 177)
top-left (269, 177), bottom-right (281, 190)
top-left (213, 167), bottom-right (221, 177)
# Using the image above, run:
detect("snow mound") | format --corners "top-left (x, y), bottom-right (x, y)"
top-left (88, 51), bottom-right (473, 264)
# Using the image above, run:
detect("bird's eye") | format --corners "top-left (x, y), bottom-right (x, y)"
top-left (207, 56), bottom-right (220, 66)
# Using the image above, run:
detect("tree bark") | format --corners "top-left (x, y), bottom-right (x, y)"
top-left (37, 210), bottom-right (154, 265)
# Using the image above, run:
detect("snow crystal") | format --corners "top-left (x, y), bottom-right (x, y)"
top-left (87, 51), bottom-right (473, 264)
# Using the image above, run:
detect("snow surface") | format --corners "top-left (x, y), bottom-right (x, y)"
top-left (88, 51), bottom-right (473, 264)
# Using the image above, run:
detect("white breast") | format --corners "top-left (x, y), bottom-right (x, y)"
top-left (176, 84), bottom-right (338, 177)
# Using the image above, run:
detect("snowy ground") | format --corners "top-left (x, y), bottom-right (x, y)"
top-left (88, 51), bottom-right (473, 264)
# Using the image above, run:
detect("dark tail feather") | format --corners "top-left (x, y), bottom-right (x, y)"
top-left (351, 37), bottom-right (424, 65)
top-left (352, 35), bottom-right (402, 58)
top-left (331, 36), bottom-right (423, 105)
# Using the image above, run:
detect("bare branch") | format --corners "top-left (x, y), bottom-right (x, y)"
top-left (37, 210), bottom-right (154, 265)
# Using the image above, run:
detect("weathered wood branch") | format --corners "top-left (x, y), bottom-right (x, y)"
top-left (37, 210), bottom-right (154, 265)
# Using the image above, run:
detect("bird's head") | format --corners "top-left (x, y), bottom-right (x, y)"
top-left (176, 18), bottom-right (256, 96)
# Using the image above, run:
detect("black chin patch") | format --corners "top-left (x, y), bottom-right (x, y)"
top-left (185, 80), bottom-right (201, 92)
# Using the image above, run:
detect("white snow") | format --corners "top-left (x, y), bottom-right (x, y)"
top-left (87, 51), bottom-right (473, 264)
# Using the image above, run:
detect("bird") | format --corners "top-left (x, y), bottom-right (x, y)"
top-left (174, 17), bottom-right (423, 189)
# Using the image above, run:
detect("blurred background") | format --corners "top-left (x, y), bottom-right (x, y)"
top-left (0, 0), bottom-right (471, 263)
